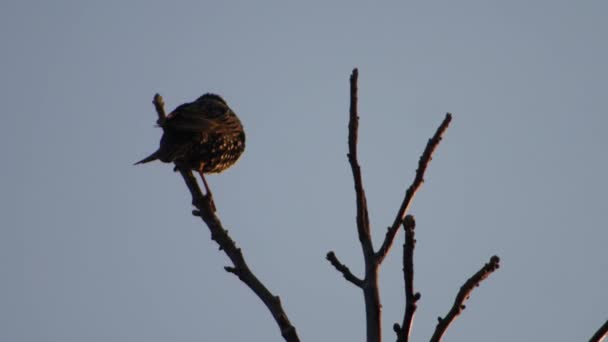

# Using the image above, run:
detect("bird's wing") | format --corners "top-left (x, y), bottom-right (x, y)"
top-left (165, 102), bottom-right (241, 133)
top-left (165, 103), bottom-right (230, 132)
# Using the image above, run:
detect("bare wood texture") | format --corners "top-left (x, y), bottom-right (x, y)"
top-left (393, 215), bottom-right (419, 342)
top-left (326, 251), bottom-right (364, 288)
top-left (327, 70), bottom-right (452, 342)
top-left (376, 113), bottom-right (452, 264)
top-left (152, 95), bottom-right (300, 342)
top-left (347, 69), bottom-right (374, 257)
top-left (430, 256), bottom-right (500, 342)
top-left (346, 69), bottom-right (382, 342)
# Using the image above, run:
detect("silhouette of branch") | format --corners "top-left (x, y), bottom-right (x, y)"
top-left (347, 68), bottom-right (374, 258)
top-left (327, 69), bottom-right (381, 342)
top-left (430, 256), bottom-right (500, 342)
top-left (152, 95), bottom-right (300, 342)
top-left (326, 251), bottom-right (364, 288)
top-left (376, 113), bottom-right (452, 264)
top-left (347, 69), bottom-right (381, 342)
top-left (393, 215), bottom-right (420, 342)
top-left (590, 319), bottom-right (608, 342)
top-left (153, 93), bottom-right (167, 127)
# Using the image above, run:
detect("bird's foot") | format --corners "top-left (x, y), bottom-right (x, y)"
top-left (204, 193), bottom-right (217, 213)
top-left (197, 171), bottom-right (216, 212)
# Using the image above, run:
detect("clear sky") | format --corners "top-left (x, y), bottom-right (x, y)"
top-left (1, 1), bottom-right (607, 341)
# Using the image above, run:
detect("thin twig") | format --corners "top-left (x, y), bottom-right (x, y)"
top-left (394, 215), bottom-right (419, 342)
top-left (347, 68), bottom-right (374, 257)
top-left (376, 113), bottom-right (452, 263)
top-left (153, 95), bottom-right (300, 342)
top-left (590, 319), bottom-right (608, 342)
top-left (153, 93), bottom-right (167, 127)
top-left (326, 251), bottom-right (364, 288)
top-left (430, 255), bottom-right (501, 342)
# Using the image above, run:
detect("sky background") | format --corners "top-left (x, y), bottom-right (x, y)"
top-left (1, 1), bottom-right (607, 341)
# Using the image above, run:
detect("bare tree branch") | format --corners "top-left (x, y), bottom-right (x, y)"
top-left (393, 215), bottom-right (420, 342)
top-left (326, 251), bottom-right (364, 288)
top-left (325, 71), bottom-right (504, 342)
top-left (430, 255), bottom-right (501, 342)
top-left (152, 95), bottom-right (300, 342)
top-left (327, 69), bottom-right (382, 342)
top-left (376, 113), bottom-right (452, 264)
top-left (347, 69), bottom-right (382, 342)
top-left (590, 319), bottom-right (608, 342)
top-left (347, 68), bottom-right (374, 257)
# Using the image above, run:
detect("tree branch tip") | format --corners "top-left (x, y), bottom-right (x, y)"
top-left (393, 323), bottom-right (401, 332)
top-left (486, 255), bottom-right (501, 272)
top-left (224, 266), bottom-right (237, 274)
top-left (192, 210), bottom-right (201, 216)
top-left (152, 93), bottom-right (167, 127)
top-left (403, 215), bottom-right (416, 229)
top-left (326, 251), bottom-right (364, 287)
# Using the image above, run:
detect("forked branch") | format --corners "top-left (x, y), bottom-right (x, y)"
top-left (327, 69), bottom-right (453, 342)
top-left (345, 69), bottom-right (382, 342)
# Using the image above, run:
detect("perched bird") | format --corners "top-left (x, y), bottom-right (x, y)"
top-left (135, 93), bottom-right (245, 187)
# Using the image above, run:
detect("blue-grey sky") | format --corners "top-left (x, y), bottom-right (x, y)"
top-left (1, 1), bottom-right (607, 341)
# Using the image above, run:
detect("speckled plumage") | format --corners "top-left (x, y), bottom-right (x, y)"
top-left (136, 93), bottom-right (245, 174)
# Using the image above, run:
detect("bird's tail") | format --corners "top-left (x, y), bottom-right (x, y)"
top-left (134, 150), bottom-right (161, 165)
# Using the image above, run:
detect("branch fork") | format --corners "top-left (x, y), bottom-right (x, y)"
top-left (326, 69), bottom-right (500, 342)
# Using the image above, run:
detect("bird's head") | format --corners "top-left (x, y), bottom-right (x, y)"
top-left (196, 93), bottom-right (227, 105)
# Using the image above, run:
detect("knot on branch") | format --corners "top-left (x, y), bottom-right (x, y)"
top-left (489, 255), bottom-right (500, 270)
top-left (403, 215), bottom-right (416, 230)
top-left (430, 254), bottom-right (501, 342)
top-left (225, 266), bottom-right (238, 274)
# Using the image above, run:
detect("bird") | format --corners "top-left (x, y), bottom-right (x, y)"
top-left (135, 93), bottom-right (245, 193)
